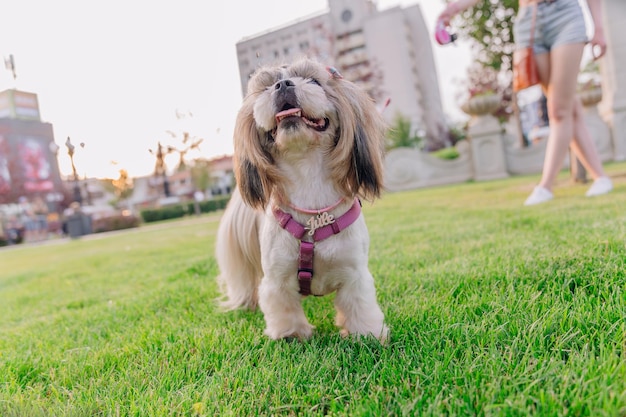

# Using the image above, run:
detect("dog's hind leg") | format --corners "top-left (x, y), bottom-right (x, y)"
top-left (216, 253), bottom-right (260, 311)
top-left (215, 190), bottom-right (262, 310)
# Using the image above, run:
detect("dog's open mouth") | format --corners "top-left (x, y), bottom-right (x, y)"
top-left (275, 107), bottom-right (329, 132)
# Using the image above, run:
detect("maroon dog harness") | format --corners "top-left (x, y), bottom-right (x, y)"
top-left (273, 199), bottom-right (362, 296)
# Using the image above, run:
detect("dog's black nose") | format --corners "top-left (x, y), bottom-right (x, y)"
top-left (275, 79), bottom-right (295, 91)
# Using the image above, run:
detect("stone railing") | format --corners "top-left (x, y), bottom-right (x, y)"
top-left (384, 89), bottom-right (621, 192)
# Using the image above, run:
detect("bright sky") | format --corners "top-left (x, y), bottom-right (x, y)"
top-left (1, 0), bottom-right (473, 180)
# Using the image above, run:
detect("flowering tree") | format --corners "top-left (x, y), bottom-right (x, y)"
top-left (450, 0), bottom-right (518, 74)
top-left (448, 0), bottom-right (520, 132)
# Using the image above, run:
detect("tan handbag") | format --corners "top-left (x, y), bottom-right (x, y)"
top-left (513, 4), bottom-right (540, 92)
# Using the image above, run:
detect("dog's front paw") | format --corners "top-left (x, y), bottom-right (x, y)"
top-left (340, 323), bottom-right (389, 343)
top-left (264, 322), bottom-right (314, 340)
top-left (259, 290), bottom-right (314, 340)
top-left (336, 306), bottom-right (389, 343)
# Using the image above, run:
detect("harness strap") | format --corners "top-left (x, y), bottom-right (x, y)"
top-left (298, 241), bottom-right (314, 296)
top-left (312, 199), bottom-right (361, 241)
top-left (274, 209), bottom-right (307, 239)
top-left (273, 198), bottom-right (362, 295)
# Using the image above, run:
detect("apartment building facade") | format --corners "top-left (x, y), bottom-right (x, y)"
top-left (236, 0), bottom-right (448, 144)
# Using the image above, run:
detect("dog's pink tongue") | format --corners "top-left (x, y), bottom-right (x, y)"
top-left (275, 108), bottom-right (301, 120)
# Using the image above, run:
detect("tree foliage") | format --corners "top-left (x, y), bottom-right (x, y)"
top-left (451, 0), bottom-right (519, 74)
top-left (101, 169), bottom-right (134, 207)
top-left (447, 0), bottom-right (519, 121)
top-left (111, 169), bottom-right (133, 200)
top-left (190, 159), bottom-right (213, 193)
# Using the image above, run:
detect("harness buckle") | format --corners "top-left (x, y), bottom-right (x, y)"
top-left (297, 269), bottom-right (313, 295)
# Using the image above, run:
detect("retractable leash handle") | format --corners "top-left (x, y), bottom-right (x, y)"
top-left (434, 19), bottom-right (458, 45)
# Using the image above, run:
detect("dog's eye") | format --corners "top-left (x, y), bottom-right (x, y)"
top-left (308, 78), bottom-right (321, 86)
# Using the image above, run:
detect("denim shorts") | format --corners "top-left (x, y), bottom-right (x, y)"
top-left (514, 0), bottom-right (588, 54)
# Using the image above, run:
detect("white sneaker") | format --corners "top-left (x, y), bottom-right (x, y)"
top-left (586, 176), bottom-right (613, 197)
top-left (524, 186), bottom-right (553, 206)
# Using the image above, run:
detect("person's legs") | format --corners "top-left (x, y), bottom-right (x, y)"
top-left (570, 96), bottom-right (613, 196)
top-left (537, 42), bottom-right (584, 192)
top-left (569, 97), bottom-right (605, 179)
top-left (525, 42), bottom-right (612, 205)
top-left (523, 50), bottom-right (557, 205)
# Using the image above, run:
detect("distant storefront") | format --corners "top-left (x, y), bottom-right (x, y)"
top-left (0, 89), bottom-right (65, 205)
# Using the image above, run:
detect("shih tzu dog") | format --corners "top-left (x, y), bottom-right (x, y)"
top-left (215, 58), bottom-right (388, 341)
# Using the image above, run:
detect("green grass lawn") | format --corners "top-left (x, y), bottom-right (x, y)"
top-left (1, 164), bottom-right (625, 416)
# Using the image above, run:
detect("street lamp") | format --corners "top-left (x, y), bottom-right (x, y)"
top-left (65, 136), bottom-right (83, 205)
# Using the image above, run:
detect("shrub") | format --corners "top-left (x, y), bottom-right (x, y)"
top-left (194, 196), bottom-right (230, 213)
top-left (140, 196), bottom-right (230, 224)
top-left (92, 213), bottom-right (141, 234)
top-left (432, 147), bottom-right (461, 160)
top-left (386, 114), bottom-right (424, 150)
top-left (140, 205), bottom-right (188, 223)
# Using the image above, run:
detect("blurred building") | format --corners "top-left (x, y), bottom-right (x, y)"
top-left (207, 155), bottom-right (234, 196)
top-left (0, 89), bottom-right (65, 205)
top-left (128, 155), bottom-right (233, 208)
top-left (236, 0), bottom-right (447, 142)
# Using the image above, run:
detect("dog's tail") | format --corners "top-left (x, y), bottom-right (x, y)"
top-left (215, 189), bottom-right (263, 310)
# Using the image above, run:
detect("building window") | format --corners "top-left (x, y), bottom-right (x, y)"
top-left (336, 29), bottom-right (363, 40)
top-left (341, 9), bottom-right (353, 23)
top-left (338, 45), bottom-right (366, 56)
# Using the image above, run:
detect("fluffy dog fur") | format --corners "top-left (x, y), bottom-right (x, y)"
top-left (216, 58), bottom-right (388, 341)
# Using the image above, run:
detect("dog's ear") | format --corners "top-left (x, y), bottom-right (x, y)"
top-left (234, 156), bottom-right (266, 209)
top-left (233, 99), bottom-right (276, 209)
top-left (233, 97), bottom-right (270, 208)
top-left (328, 77), bottom-right (387, 201)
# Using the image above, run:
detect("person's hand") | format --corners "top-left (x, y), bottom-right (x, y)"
top-left (437, 2), bottom-right (458, 26)
top-left (590, 27), bottom-right (607, 60)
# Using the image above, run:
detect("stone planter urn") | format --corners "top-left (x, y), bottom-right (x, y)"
top-left (459, 92), bottom-right (508, 182)
top-left (579, 86), bottom-right (603, 107)
top-left (461, 93), bottom-right (501, 116)
top-left (578, 85), bottom-right (612, 162)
